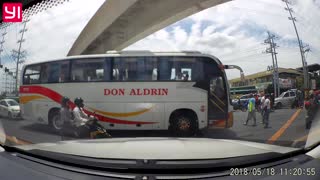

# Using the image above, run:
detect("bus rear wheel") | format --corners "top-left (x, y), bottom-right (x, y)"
top-left (169, 111), bottom-right (197, 137)
top-left (49, 109), bottom-right (63, 132)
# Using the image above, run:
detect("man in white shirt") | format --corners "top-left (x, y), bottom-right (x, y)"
top-left (73, 98), bottom-right (93, 137)
top-left (263, 94), bottom-right (271, 128)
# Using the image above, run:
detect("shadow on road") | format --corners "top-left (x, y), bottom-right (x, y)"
top-left (20, 124), bottom-right (57, 135)
top-left (202, 129), bottom-right (239, 139)
top-left (18, 123), bottom-right (239, 139)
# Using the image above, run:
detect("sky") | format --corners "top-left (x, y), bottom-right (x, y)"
top-left (0, 0), bottom-right (319, 93)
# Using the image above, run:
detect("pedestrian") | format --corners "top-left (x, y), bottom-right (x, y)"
top-left (243, 94), bottom-right (256, 126)
top-left (263, 94), bottom-right (271, 128)
top-left (254, 94), bottom-right (259, 111)
top-left (297, 89), bottom-right (304, 108)
top-left (270, 93), bottom-right (275, 111)
top-left (260, 92), bottom-right (265, 123)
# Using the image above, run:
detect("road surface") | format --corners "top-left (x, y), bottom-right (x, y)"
top-left (0, 108), bottom-right (315, 148)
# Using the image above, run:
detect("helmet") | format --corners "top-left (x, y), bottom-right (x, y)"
top-left (61, 96), bottom-right (69, 107)
top-left (74, 97), bottom-right (84, 107)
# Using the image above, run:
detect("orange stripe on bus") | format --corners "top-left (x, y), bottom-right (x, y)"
top-left (20, 95), bottom-right (46, 104)
top-left (89, 106), bottom-right (153, 118)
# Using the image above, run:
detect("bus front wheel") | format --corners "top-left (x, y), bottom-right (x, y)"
top-left (169, 111), bottom-right (198, 137)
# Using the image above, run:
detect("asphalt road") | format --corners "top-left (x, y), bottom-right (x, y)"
top-left (0, 107), bottom-right (315, 148)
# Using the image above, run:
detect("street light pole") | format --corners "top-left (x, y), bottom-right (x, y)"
top-left (283, 0), bottom-right (308, 90)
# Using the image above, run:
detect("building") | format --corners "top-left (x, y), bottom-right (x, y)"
top-left (229, 67), bottom-right (303, 92)
top-left (296, 63), bottom-right (320, 90)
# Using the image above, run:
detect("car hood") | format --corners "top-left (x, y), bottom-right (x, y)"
top-left (17, 138), bottom-right (298, 160)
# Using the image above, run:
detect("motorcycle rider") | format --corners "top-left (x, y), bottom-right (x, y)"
top-left (73, 97), bottom-right (93, 137)
top-left (73, 97), bottom-right (112, 138)
top-left (60, 96), bottom-right (78, 138)
top-left (60, 96), bottom-right (72, 125)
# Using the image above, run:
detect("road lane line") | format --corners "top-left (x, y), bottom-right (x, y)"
top-left (267, 109), bottom-right (302, 144)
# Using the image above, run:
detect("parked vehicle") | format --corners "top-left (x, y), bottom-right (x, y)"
top-left (274, 90), bottom-right (296, 109)
top-left (0, 99), bottom-right (21, 119)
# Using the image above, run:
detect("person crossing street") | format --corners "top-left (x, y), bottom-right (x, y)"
top-left (263, 94), bottom-right (271, 128)
top-left (243, 94), bottom-right (257, 126)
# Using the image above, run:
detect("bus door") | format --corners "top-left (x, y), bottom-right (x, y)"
top-left (194, 61), bottom-right (228, 127)
top-left (208, 77), bottom-right (227, 121)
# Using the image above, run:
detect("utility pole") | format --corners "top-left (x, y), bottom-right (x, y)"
top-left (4, 67), bottom-right (9, 93)
top-left (282, 0), bottom-right (309, 90)
top-left (14, 19), bottom-right (29, 95)
top-left (0, 27), bottom-right (7, 66)
top-left (0, 28), bottom-right (6, 94)
top-left (264, 31), bottom-right (280, 97)
top-left (270, 36), bottom-right (280, 96)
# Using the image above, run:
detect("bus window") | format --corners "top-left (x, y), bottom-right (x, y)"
top-left (23, 65), bottom-right (41, 84)
top-left (40, 64), bottom-right (49, 83)
top-left (182, 68), bottom-right (191, 81)
top-left (152, 68), bottom-right (158, 80)
top-left (71, 58), bottom-right (106, 82)
top-left (113, 57), bottom-right (158, 81)
top-left (159, 57), bottom-right (200, 81)
top-left (44, 61), bottom-right (70, 83)
top-left (145, 57), bottom-right (158, 80)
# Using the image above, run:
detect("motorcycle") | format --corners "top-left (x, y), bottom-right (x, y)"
top-left (84, 117), bottom-right (112, 139)
top-left (60, 112), bottom-right (112, 140)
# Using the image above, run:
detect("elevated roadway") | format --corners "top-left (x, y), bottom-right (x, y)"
top-left (68, 0), bottom-right (231, 55)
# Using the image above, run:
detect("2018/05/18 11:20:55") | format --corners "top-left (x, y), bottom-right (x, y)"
top-left (230, 168), bottom-right (316, 176)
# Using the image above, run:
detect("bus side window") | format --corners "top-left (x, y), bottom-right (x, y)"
top-left (113, 68), bottom-right (119, 80)
top-left (158, 57), bottom-right (171, 80)
top-left (60, 63), bottom-right (70, 82)
top-left (40, 64), bottom-right (49, 83)
top-left (71, 58), bottom-right (105, 82)
top-left (152, 68), bottom-right (158, 80)
top-left (23, 65), bottom-right (41, 84)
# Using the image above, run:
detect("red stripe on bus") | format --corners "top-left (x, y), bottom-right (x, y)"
top-left (20, 86), bottom-right (156, 125)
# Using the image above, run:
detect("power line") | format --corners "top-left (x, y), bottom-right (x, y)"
top-left (231, 6), bottom-right (287, 17)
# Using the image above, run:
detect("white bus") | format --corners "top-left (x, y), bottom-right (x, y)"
top-left (20, 51), bottom-right (235, 136)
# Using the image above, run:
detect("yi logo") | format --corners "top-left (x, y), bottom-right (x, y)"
top-left (3, 3), bottom-right (22, 22)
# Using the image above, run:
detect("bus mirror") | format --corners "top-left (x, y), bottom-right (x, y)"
top-left (224, 64), bottom-right (245, 82)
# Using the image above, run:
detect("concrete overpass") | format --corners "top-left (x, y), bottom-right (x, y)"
top-left (67, 0), bottom-right (231, 56)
